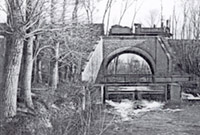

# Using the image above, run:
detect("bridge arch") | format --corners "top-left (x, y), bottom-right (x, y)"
top-left (103, 46), bottom-right (156, 74)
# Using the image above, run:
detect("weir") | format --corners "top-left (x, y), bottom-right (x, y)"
top-left (98, 83), bottom-right (182, 104)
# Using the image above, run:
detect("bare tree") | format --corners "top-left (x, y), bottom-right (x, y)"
top-left (21, 0), bottom-right (40, 108)
top-left (146, 9), bottom-right (159, 27)
top-left (48, 0), bottom-right (59, 89)
top-left (81, 0), bottom-right (97, 23)
top-left (189, 1), bottom-right (200, 39)
top-left (118, 0), bottom-right (135, 25)
top-left (147, 9), bottom-right (159, 27)
top-left (131, 0), bottom-right (144, 29)
top-left (172, 3), bottom-right (179, 39)
top-left (19, 0), bottom-right (55, 107)
top-left (72, 0), bottom-right (79, 23)
top-left (102, 0), bottom-right (113, 35)
top-left (181, 0), bottom-right (189, 39)
top-left (0, 0), bottom-right (25, 119)
top-left (175, 0), bottom-right (200, 39)
top-left (61, 0), bottom-right (68, 24)
top-left (171, 40), bottom-right (200, 76)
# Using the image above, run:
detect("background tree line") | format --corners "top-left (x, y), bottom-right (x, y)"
top-left (170, 0), bottom-right (200, 77)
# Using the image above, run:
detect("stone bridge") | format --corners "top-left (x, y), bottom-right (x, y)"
top-left (82, 35), bottom-right (190, 83)
top-left (81, 25), bottom-right (194, 103)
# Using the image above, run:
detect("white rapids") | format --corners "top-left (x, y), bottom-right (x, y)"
top-left (106, 99), bottom-right (165, 121)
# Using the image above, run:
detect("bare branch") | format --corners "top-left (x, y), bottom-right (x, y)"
top-left (33, 45), bottom-right (55, 61)
top-left (118, 0), bottom-right (134, 25)
top-left (102, 0), bottom-right (113, 24)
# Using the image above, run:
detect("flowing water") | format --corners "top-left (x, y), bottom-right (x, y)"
top-left (106, 100), bottom-right (165, 121)
top-left (103, 100), bottom-right (200, 135)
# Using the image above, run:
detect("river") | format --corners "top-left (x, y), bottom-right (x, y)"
top-left (102, 100), bottom-right (200, 135)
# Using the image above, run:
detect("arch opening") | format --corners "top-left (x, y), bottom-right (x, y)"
top-left (107, 53), bottom-right (152, 75)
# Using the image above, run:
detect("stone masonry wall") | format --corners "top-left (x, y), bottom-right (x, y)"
top-left (102, 36), bottom-right (170, 75)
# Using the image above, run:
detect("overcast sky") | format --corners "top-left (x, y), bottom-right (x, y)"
top-left (94, 0), bottom-right (182, 28)
top-left (0, 0), bottom-right (6, 23)
top-left (0, 0), bottom-right (182, 27)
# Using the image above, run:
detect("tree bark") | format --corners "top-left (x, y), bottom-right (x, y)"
top-left (72, 0), bottom-right (79, 23)
top-left (20, 0), bottom-right (36, 108)
top-left (33, 57), bottom-right (38, 83)
top-left (0, 35), bottom-right (24, 119)
top-left (62, 0), bottom-right (67, 24)
top-left (33, 55), bottom-right (43, 84)
top-left (50, 42), bottom-right (59, 89)
top-left (32, 35), bottom-right (43, 84)
top-left (37, 57), bottom-right (43, 83)
top-left (21, 37), bottom-right (34, 108)
top-left (0, 0), bottom-right (25, 119)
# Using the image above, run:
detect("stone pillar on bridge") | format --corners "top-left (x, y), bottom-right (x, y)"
top-left (132, 90), bottom-right (142, 100)
top-left (167, 83), bottom-right (181, 102)
top-left (101, 85), bottom-right (106, 104)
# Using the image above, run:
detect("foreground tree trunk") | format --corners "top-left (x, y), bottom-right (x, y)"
top-left (0, 35), bottom-right (24, 119)
top-left (0, 0), bottom-right (25, 119)
top-left (21, 37), bottom-right (34, 108)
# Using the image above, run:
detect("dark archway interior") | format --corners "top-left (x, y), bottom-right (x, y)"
top-left (106, 52), bottom-right (153, 75)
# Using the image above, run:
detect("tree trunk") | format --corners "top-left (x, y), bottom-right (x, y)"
top-left (0, 35), bottom-right (24, 119)
top-left (72, 0), bottom-right (79, 23)
top-left (19, 0), bottom-right (35, 108)
top-left (33, 57), bottom-right (38, 83)
top-left (37, 57), bottom-right (43, 83)
top-left (33, 56), bottom-right (43, 84)
top-left (21, 37), bottom-right (34, 108)
top-left (62, 0), bottom-right (67, 24)
top-left (0, 0), bottom-right (25, 119)
top-left (50, 42), bottom-right (59, 89)
top-left (32, 35), bottom-right (43, 84)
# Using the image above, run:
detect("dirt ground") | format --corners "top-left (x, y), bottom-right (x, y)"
top-left (102, 102), bottom-right (200, 135)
